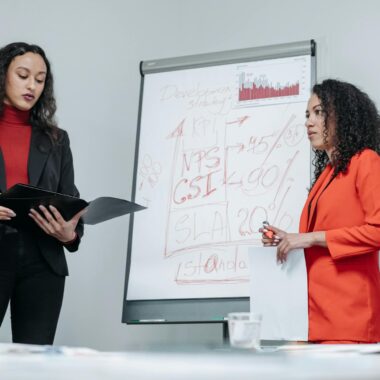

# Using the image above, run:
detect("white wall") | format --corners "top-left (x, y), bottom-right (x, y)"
top-left (0, 0), bottom-right (379, 350)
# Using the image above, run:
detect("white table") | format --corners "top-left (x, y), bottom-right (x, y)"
top-left (1, 343), bottom-right (380, 380)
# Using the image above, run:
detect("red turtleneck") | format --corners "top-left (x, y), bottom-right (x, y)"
top-left (0, 104), bottom-right (32, 189)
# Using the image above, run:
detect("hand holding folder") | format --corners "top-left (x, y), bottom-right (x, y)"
top-left (0, 183), bottom-right (146, 231)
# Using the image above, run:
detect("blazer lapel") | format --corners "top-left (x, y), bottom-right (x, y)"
top-left (306, 164), bottom-right (334, 231)
top-left (299, 199), bottom-right (309, 233)
top-left (0, 149), bottom-right (6, 192)
top-left (28, 127), bottom-right (52, 186)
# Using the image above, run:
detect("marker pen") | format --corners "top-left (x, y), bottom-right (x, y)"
top-left (262, 220), bottom-right (274, 239)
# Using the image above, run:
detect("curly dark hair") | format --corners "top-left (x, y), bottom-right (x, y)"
top-left (0, 42), bottom-right (59, 140)
top-left (311, 79), bottom-right (380, 186)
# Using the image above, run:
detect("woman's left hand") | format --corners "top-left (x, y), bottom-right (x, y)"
top-left (276, 232), bottom-right (315, 263)
top-left (260, 225), bottom-right (326, 263)
top-left (29, 205), bottom-right (87, 243)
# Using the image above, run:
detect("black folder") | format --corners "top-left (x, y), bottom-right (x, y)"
top-left (0, 183), bottom-right (146, 230)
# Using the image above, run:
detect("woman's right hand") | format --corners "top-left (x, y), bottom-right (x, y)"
top-left (0, 206), bottom-right (16, 220)
top-left (259, 224), bottom-right (284, 247)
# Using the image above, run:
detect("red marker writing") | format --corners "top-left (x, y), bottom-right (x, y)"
top-left (262, 221), bottom-right (274, 239)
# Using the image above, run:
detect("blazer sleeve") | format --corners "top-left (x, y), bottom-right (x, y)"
top-left (57, 130), bottom-right (84, 252)
top-left (326, 150), bottom-right (380, 259)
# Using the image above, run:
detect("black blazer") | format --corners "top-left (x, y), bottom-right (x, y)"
top-left (0, 126), bottom-right (83, 276)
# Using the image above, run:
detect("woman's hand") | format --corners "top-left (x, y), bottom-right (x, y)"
top-left (260, 225), bottom-right (325, 264)
top-left (275, 231), bottom-right (315, 263)
top-left (29, 205), bottom-right (87, 243)
top-left (259, 225), bottom-right (285, 247)
top-left (0, 206), bottom-right (16, 220)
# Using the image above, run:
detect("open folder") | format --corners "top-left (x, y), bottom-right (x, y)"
top-left (0, 183), bottom-right (146, 230)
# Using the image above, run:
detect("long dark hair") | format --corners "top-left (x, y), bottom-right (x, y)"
top-left (311, 79), bottom-right (380, 186)
top-left (0, 42), bottom-right (59, 140)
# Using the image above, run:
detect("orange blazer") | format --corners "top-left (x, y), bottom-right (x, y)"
top-left (299, 149), bottom-right (380, 342)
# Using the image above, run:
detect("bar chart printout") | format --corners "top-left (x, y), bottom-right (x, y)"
top-left (239, 73), bottom-right (299, 101)
top-left (236, 56), bottom-right (310, 106)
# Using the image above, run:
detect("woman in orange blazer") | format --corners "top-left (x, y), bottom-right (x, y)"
top-left (262, 79), bottom-right (380, 343)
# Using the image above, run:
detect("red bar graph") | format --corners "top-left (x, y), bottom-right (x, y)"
top-left (239, 73), bottom-right (300, 101)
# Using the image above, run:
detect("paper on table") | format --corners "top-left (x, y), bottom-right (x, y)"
top-left (277, 343), bottom-right (380, 355)
top-left (249, 247), bottom-right (308, 341)
top-left (0, 342), bottom-right (99, 356)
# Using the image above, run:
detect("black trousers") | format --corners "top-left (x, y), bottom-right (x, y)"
top-left (0, 229), bottom-right (65, 345)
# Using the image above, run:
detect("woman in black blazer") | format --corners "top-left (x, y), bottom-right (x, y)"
top-left (0, 42), bottom-right (85, 344)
